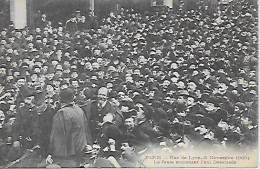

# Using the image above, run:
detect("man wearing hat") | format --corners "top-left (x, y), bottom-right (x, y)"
top-left (81, 87), bottom-right (123, 143)
top-left (12, 86), bottom-right (36, 149)
top-left (65, 14), bottom-right (78, 33)
top-left (46, 88), bottom-right (92, 167)
top-left (0, 63), bottom-right (7, 84)
top-left (36, 13), bottom-right (49, 29)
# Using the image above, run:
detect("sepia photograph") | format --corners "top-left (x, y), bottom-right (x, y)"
top-left (0, 0), bottom-right (258, 168)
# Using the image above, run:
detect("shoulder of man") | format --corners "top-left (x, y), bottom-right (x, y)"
top-left (79, 100), bottom-right (94, 107)
top-left (65, 19), bottom-right (71, 24)
top-left (107, 101), bottom-right (123, 116)
top-left (108, 101), bottom-right (118, 108)
top-left (57, 106), bottom-right (82, 121)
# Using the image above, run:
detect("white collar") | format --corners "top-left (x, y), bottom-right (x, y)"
top-left (99, 100), bottom-right (108, 109)
top-left (61, 102), bottom-right (75, 108)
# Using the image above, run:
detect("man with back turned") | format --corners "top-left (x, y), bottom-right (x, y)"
top-left (46, 88), bottom-right (92, 167)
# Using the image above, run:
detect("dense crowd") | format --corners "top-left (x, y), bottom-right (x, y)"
top-left (0, 0), bottom-right (258, 167)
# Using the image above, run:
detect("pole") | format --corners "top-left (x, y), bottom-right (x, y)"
top-left (10, 0), bottom-right (27, 29)
top-left (164, 0), bottom-right (173, 8)
top-left (90, 0), bottom-right (94, 12)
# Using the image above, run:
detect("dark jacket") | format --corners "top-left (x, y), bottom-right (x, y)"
top-left (81, 100), bottom-right (123, 143)
top-left (65, 20), bottom-right (78, 33)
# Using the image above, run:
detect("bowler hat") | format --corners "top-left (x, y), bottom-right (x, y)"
top-left (59, 88), bottom-right (75, 103)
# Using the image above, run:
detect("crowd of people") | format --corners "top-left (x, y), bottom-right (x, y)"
top-left (0, 0), bottom-right (258, 167)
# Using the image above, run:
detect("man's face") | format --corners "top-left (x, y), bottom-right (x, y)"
top-left (1, 40), bottom-right (7, 45)
top-left (97, 88), bottom-right (108, 105)
top-left (13, 71), bottom-right (19, 78)
top-left (121, 106), bottom-right (129, 113)
top-left (71, 72), bottom-right (78, 78)
top-left (53, 39), bottom-right (59, 45)
top-left (10, 61), bottom-right (17, 67)
top-left (136, 106), bottom-right (145, 120)
top-left (6, 75), bottom-right (14, 83)
top-left (46, 73), bottom-right (54, 80)
top-left (53, 80), bottom-right (60, 87)
top-left (177, 95), bottom-right (186, 104)
top-left (85, 62), bottom-right (92, 70)
top-left (176, 57), bottom-right (184, 65)
top-left (42, 38), bottom-right (47, 43)
top-left (162, 80), bottom-right (171, 89)
top-left (17, 79), bottom-right (26, 88)
top-left (241, 116), bottom-right (251, 126)
top-left (71, 80), bottom-right (79, 88)
top-left (177, 39), bottom-right (183, 44)
top-left (202, 69), bottom-right (210, 76)
top-left (186, 97), bottom-right (195, 106)
top-left (34, 67), bottom-right (41, 73)
top-left (148, 91), bottom-right (155, 99)
top-left (121, 142), bottom-right (133, 152)
top-left (46, 84), bottom-right (54, 93)
top-left (51, 60), bottom-right (58, 67)
top-left (187, 81), bottom-right (196, 91)
top-left (206, 37), bottom-right (212, 43)
top-left (55, 27), bottom-right (62, 34)
top-left (55, 70), bottom-right (63, 77)
top-left (139, 57), bottom-right (147, 65)
top-left (37, 76), bottom-right (45, 86)
top-left (24, 96), bottom-right (34, 105)
top-left (36, 39), bottom-right (42, 43)
top-left (92, 62), bottom-right (99, 70)
top-left (118, 92), bottom-right (126, 100)
top-left (133, 69), bottom-right (141, 76)
top-left (9, 37), bottom-right (15, 43)
top-left (81, 16), bottom-right (86, 23)
top-left (97, 71), bottom-right (104, 79)
top-left (0, 111), bottom-right (5, 128)
top-left (177, 81), bottom-right (185, 89)
top-left (31, 74), bottom-right (38, 82)
top-left (125, 118), bottom-right (135, 130)
top-left (218, 83), bottom-right (228, 93)
top-left (106, 82), bottom-right (113, 91)
top-left (139, 81), bottom-right (145, 87)
top-left (1, 30), bottom-right (7, 36)
top-left (0, 68), bottom-right (6, 76)
top-left (42, 14), bottom-right (46, 20)
top-left (126, 76), bottom-right (133, 83)
top-left (195, 125), bottom-right (208, 135)
top-left (36, 28), bottom-right (41, 34)
top-left (152, 70), bottom-right (157, 76)
top-left (21, 29), bottom-right (27, 35)
top-left (230, 80), bottom-right (238, 88)
top-left (63, 61), bottom-right (70, 67)
top-left (93, 49), bottom-right (101, 56)
top-left (42, 66), bottom-right (48, 73)
top-left (60, 84), bottom-right (68, 90)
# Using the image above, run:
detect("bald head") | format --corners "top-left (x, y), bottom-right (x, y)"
top-left (98, 87), bottom-right (108, 96)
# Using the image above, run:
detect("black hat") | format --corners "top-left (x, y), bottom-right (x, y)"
top-left (184, 124), bottom-right (195, 135)
top-left (199, 116), bottom-right (214, 129)
top-left (59, 88), bottom-right (75, 103)
top-left (186, 131), bottom-right (204, 145)
top-left (158, 119), bottom-right (171, 136)
top-left (186, 113), bottom-right (199, 125)
top-left (213, 127), bottom-right (226, 141)
top-left (104, 124), bottom-right (122, 140)
top-left (156, 108), bottom-right (167, 120)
